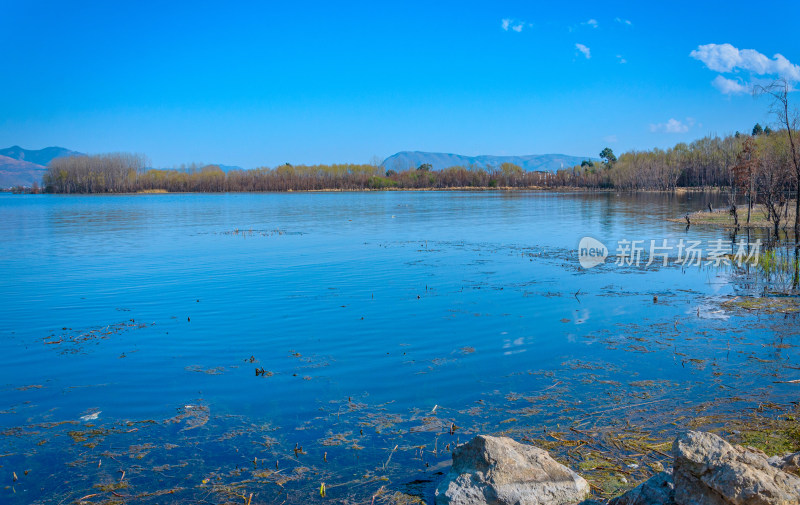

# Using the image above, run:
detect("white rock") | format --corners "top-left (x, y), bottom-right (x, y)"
top-left (672, 431), bottom-right (800, 505)
top-left (435, 435), bottom-right (590, 505)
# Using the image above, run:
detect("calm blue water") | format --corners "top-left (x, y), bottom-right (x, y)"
top-left (0, 191), bottom-right (797, 504)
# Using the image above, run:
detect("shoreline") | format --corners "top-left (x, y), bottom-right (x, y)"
top-left (2, 186), bottom-right (729, 195)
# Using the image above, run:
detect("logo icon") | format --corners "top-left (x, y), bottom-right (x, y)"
top-left (578, 237), bottom-right (608, 269)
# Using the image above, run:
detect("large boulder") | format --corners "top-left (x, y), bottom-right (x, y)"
top-left (608, 469), bottom-right (675, 505)
top-left (435, 435), bottom-right (590, 505)
top-left (672, 431), bottom-right (800, 505)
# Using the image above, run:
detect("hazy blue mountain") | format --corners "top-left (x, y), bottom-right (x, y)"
top-left (217, 164), bottom-right (245, 173)
top-left (0, 145), bottom-right (84, 188)
top-left (381, 151), bottom-right (595, 173)
top-left (0, 154), bottom-right (48, 188)
top-left (0, 145), bottom-right (82, 167)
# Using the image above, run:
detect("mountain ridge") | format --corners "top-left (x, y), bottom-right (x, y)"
top-left (0, 154), bottom-right (49, 188)
top-left (0, 145), bottom-right (82, 166)
top-left (381, 151), bottom-right (595, 173)
top-left (0, 146), bottom-right (85, 188)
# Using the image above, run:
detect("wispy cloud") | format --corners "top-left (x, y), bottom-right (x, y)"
top-left (604, 135), bottom-right (618, 143)
top-left (501, 18), bottom-right (525, 32)
top-left (581, 19), bottom-right (599, 28)
top-left (615, 17), bottom-right (632, 26)
top-left (575, 43), bottom-right (591, 59)
top-left (616, 54), bottom-right (627, 64)
top-left (650, 118), bottom-right (690, 134)
top-left (690, 43), bottom-right (800, 94)
top-left (711, 75), bottom-right (749, 95)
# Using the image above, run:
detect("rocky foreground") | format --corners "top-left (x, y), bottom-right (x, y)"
top-left (435, 431), bottom-right (800, 505)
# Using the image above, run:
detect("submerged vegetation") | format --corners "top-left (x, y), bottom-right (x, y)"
top-left (2, 196), bottom-right (799, 503)
top-left (5, 309), bottom-right (799, 503)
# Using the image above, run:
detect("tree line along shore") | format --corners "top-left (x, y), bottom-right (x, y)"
top-left (28, 126), bottom-right (793, 193)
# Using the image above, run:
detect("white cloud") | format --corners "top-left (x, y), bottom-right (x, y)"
top-left (501, 18), bottom-right (525, 32)
top-left (585, 19), bottom-right (598, 28)
top-left (604, 135), bottom-right (618, 143)
top-left (711, 75), bottom-right (749, 95)
top-left (616, 54), bottom-right (627, 64)
top-left (690, 43), bottom-right (800, 93)
top-left (650, 118), bottom-right (690, 133)
top-left (575, 43), bottom-right (591, 59)
top-left (771, 53), bottom-right (800, 81)
top-left (615, 17), bottom-right (632, 25)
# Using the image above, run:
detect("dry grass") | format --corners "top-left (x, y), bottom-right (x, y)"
top-left (668, 203), bottom-right (797, 229)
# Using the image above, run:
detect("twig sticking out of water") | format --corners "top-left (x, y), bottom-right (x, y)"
top-left (371, 485), bottom-right (386, 505)
top-left (383, 445), bottom-right (399, 470)
top-left (587, 398), bottom-right (671, 416)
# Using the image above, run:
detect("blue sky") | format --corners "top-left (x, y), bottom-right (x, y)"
top-left (2, 0), bottom-right (799, 168)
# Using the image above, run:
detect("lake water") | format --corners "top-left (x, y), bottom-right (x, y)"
top-left (0, 191), bottom-right (797, 504)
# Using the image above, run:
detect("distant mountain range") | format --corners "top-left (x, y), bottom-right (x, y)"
top-left (381, 151), bottom-right (594, 173)
top-left (0, 146), bottom-right (83, 188)
top-left (0, 146), bottom-right (81, 166)
top-left (1, 145), bottom-right (596, 189)
top-left (0, 155), bottom-right (48, 188)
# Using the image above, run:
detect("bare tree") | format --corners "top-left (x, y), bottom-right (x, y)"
top-left (756, 134), bottom-right (793, 239)
top-left (732, 137), bottom-right (757, 225)
top-left (754, 79), bottom-right (800, 242)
